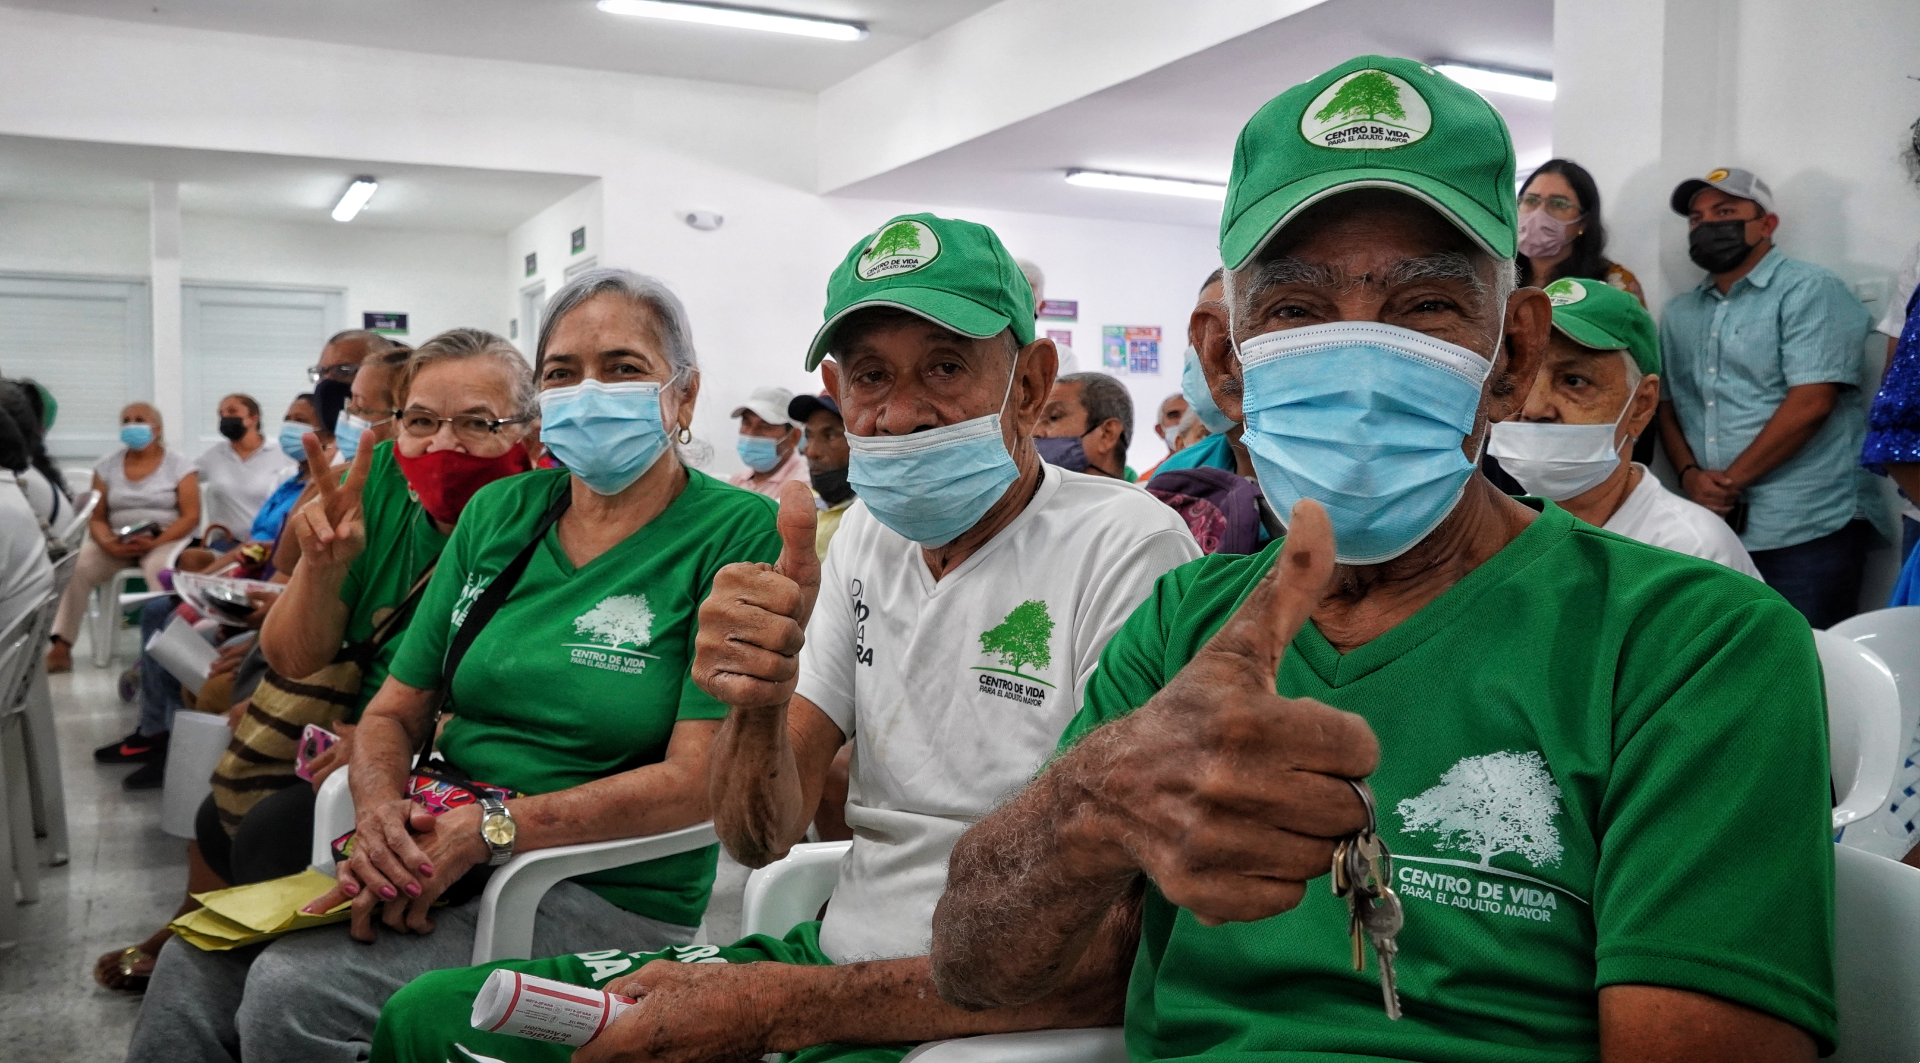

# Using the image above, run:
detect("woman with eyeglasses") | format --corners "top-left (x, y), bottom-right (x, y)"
top-left (46, 402), bottom-right (201, 674)
top-left (1517, 158), bottom-right (1647, 305)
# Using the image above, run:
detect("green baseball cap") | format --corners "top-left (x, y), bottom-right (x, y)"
top-left (1543, 277), bottom-right (1660, 376)
top-left (805, 213), bottom-right (1035, 371)
top-left (1220, 55), bottom-right (1519, 269)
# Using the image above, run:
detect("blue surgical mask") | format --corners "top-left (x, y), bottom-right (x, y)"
top-left (1239, 321), bottom-right (1493, 565)
top-left (539, 380), bottom-right (671, 495)
top-left (278, 422), bottom-right (313, 457)
top-left (120, 423), bottom-right (155, 450)
top-left (737, 433), bottom-right (783, 474)
top-left (1182, 346), bottom-right (1235, 433)
top-left (333, 411), bottom-right (371, 462)
top-left (847, 414), bottom-right (1021, 547)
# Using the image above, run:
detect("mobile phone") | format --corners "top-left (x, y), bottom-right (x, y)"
top-left (295, 725), bottom-right (340, 782)
top-left (202, 582), bottom-right (259, 623)
top-left (116, 520), bottom-right (162, 541)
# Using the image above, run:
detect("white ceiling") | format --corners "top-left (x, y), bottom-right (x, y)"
top-left (0, 135), bottom-right (595, 232)
top-left (834, 0), bottom-right (1554, 229)
top-left (0, 0), bottom-right (1001, 93)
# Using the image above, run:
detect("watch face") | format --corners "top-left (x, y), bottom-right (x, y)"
top-left (482, 813), bottom-right (516, 847)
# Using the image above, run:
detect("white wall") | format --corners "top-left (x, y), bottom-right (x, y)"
top-left (508, 183), bottom-right (603, 348)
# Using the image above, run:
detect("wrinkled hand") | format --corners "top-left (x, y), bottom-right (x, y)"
top-left (208, 633), bottom-right (256, 678)
top-left (1683, 467), bottom-right (1739, 515)
top-left (305, 725), bottom-right (354, 790)
top-left (302, 798), bottom-right (487, 941)
top-left (289, 432), bottom-right (373, 573)
top-left (692, 480), bottom-right (820, 711)
top-left (575, 960), bottom-right (775, 1063)
top-left (1073, 499), bottom-right (1379, 926)
top-left (106, 534), bottom-right (150, 560)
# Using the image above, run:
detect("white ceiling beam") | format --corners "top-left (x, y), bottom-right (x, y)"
top-left (816, 0), bottom-right (1330, 193)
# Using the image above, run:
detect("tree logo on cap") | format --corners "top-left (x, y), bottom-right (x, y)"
top-left (1300, 69), bottom-right (1432, 150)
top-left (1544, 278), bottom-right (1587, 306)
top-left (1706, 168), bottom-right (1730, 182)
top-left (856, 219), bottom-right (941, 281)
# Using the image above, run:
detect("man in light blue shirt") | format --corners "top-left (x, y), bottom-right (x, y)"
top-left (1657, 167), bottom-right (1882, 627)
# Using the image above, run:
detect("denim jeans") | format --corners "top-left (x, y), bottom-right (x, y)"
top-left (1750, 519), bottom-right (1875, 629)
top-left (136, 597), bottom-right (184, 737)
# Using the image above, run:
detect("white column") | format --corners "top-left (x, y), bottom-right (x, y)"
top-left (149, 180), bottom-right (184, 439)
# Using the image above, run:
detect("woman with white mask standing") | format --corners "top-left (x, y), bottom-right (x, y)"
top-left (1488, 277), bottom-right (1760, 576)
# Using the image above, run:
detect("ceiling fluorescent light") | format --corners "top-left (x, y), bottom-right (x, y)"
top-left (595, 0), bottom-right (867, 41)
top-left (331, 177), bottom-right (378, 222)
top-left (1434, 63), bottom-right (1555, 101)
top-left (1065, 169), bottom-right (1227, 202)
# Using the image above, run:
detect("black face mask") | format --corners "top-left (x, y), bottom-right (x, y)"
top-left (1688, 219), bottom-right (1757, 274)
top-left (1035, 433), bottom-right (1091, 473)
top-left (811, 465), bottom-right (855, 506)
top-left (218, 416), bottom-right (247, 442)
top-left (314, 378), bottom-right (353, 436)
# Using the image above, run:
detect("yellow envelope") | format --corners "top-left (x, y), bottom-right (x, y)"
top-left (170, 869), bottom-right (353, 950)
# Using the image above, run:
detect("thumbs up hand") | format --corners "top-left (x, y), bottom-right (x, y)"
top-left (1066, 499), bottom-right (1380, 926)
top-left (694, 480), bottom-right (821, 712)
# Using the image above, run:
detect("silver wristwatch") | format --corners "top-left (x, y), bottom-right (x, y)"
top-left (478, 796), bottom-right (517, 867)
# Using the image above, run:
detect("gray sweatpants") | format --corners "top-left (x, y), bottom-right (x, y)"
top-left (125, 880), bottom-right (696, 1063)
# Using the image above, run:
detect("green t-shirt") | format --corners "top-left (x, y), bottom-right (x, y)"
top-left (338, 441), bottom-right (448, 720)
top-left (1061, 502), bottom-right (1836, 1061)
top-left (388, 467), bottom-right (781, 927)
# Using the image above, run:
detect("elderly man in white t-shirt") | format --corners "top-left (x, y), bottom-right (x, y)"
top-left (1489, 277), bottom-right (1760, 576)
top-left (370, 213), bottom-right (1198, 1063)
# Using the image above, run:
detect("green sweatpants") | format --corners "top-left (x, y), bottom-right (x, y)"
top-left (370, 921), bottom-right (913, 1063)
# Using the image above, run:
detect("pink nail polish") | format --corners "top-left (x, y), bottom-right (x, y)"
top-left (378, 885), bottom-right (396, 900)
top-left (403, 883), bottom-right (421, 898)
top-left (343, 882), bottom-right (360, 896)
top-left (418, 863), bottom-right (434, 877)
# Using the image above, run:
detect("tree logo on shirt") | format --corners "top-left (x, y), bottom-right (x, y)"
top-left (1396, 751), bottom-right (1564, 868)
top-left (449, 573), bottom-right (490, 630)
top-left (1300, 69), bottom-right (1432, 150)
top-left (855, 220), bottom-right (940, 281)
top-left (565, 594), bottom-right (660, 675)
top-left (974, 601), bottom-right (1055, 706)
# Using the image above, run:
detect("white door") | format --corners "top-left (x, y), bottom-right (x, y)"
top-left (0, 274), bottom-right (152, 461)
top-left (182, 285), bottom-right (344, 451)
top-left (520, 282), bottom-right (547, 356)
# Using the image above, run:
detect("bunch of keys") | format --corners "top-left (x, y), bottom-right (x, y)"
top-left (1330, 778), bottom-right (1403, 1019)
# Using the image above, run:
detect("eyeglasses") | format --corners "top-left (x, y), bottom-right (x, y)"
top-left (307, 363), bottom-right (361, 384)
top-left (399, 407), bottom-right (531, 444)
top-left (1518, 192), bottom-right (1581, 219)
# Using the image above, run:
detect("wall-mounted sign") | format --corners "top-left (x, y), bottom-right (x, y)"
top-left (1046, 329), bottom-right (1073, 349)
top-left (509, 318), bottom-right (519, 340)
top-left (1102, 325), bottom-right (1161, 374)
top-left (571, 227), bottom-right (587, 254)
top-left (525, 252), bottom-right (538, 277)
top-left (363, 312), bottom-right (408, 335)
top-left (1038, 299), bottom-right (1078, 320)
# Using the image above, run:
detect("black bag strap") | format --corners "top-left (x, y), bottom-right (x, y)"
top-left (333, 559), bottom-right (439, 669)
top-left (414, 485), bottom-right (571, 766)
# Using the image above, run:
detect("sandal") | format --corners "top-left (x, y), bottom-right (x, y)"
top-left (94, 945), bottom-right (156, 994)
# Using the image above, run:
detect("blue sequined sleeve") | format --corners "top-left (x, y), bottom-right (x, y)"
top-left (1862, 291), bottom-right (1920, 473)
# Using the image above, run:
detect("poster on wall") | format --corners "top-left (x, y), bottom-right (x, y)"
top-left (1047, 329), bottom-right (1073, 349)
top-left (1038, 299), bottom-right (1078, 320)
top-left (363, 312), bottom-right (408, 336)
top-left (1102, 326), bottom-right (1161, 374)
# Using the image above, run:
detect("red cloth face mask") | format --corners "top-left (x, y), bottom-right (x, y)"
top-left (394, 443), bottom-right (532, 525)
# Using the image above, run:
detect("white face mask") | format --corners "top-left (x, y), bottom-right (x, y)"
top-left (1485, 396), bottom-right (1632, 501)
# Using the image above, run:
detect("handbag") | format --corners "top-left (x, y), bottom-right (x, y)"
top-left (209, 563), bottom-right (437, 836)
top-left (331, 487), bottom-right (572, 904)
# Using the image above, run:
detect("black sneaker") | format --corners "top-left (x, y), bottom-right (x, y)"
top-left (94, 731), bottom-right (168, 764)
top-left (122, 761), bottom-right (165, 791)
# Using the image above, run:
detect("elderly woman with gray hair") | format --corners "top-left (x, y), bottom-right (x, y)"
top-left (126, 276), bottom-right (783, 1062)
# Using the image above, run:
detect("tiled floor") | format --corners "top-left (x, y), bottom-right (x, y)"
top-left (0, 624), bottom-right (749, 1061)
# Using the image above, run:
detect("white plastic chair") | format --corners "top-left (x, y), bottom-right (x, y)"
top-left (89, 566), bottom-right (147, 668)
top-left (0, 605), bottom-right (44, 918)
top-left (16, 574), bottom-right (72, 866)
top-left (1830, 608), bottom-right (1920, 857)
top-left (309, 766), bottom-right (719, 965)
top-left (1815, 630), bottom-right (1903, 832)
top-left (1831, 844), bottom-right (1920, 1062)
top-left (740, 840), bottom-right (1127, 1063)
top-left (51, 491), bottom-right (96, 557)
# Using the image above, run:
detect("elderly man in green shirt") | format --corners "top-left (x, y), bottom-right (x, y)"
top-left (930, 55), bottom-right (1835, 1063)
top-left (1656, 166), bottom-right (1881, 628)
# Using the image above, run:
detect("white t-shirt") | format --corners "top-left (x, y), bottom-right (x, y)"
top-left (93, 446), bottom-right (195, 532)
top-left (1603, 464), bottom-right (1762, 578)
top-left (194, 439), bottom-right (296, 537)
top-left (0, 470), bottom-right (54, 636)
top-left (18, 466), bottom-right (68, 531)
top-left (795, 463), bottom-right (1200, 963)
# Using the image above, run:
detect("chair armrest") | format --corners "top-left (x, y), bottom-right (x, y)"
top-left (309, 767), bottom-right (355, 874)
top-left (470, 822), bottom-right (719, 965)
top-left (900, 1028), bottom-right (1129, 1063)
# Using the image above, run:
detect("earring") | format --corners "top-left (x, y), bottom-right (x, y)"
top-left (675, 425), bottom-right (693, 444)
